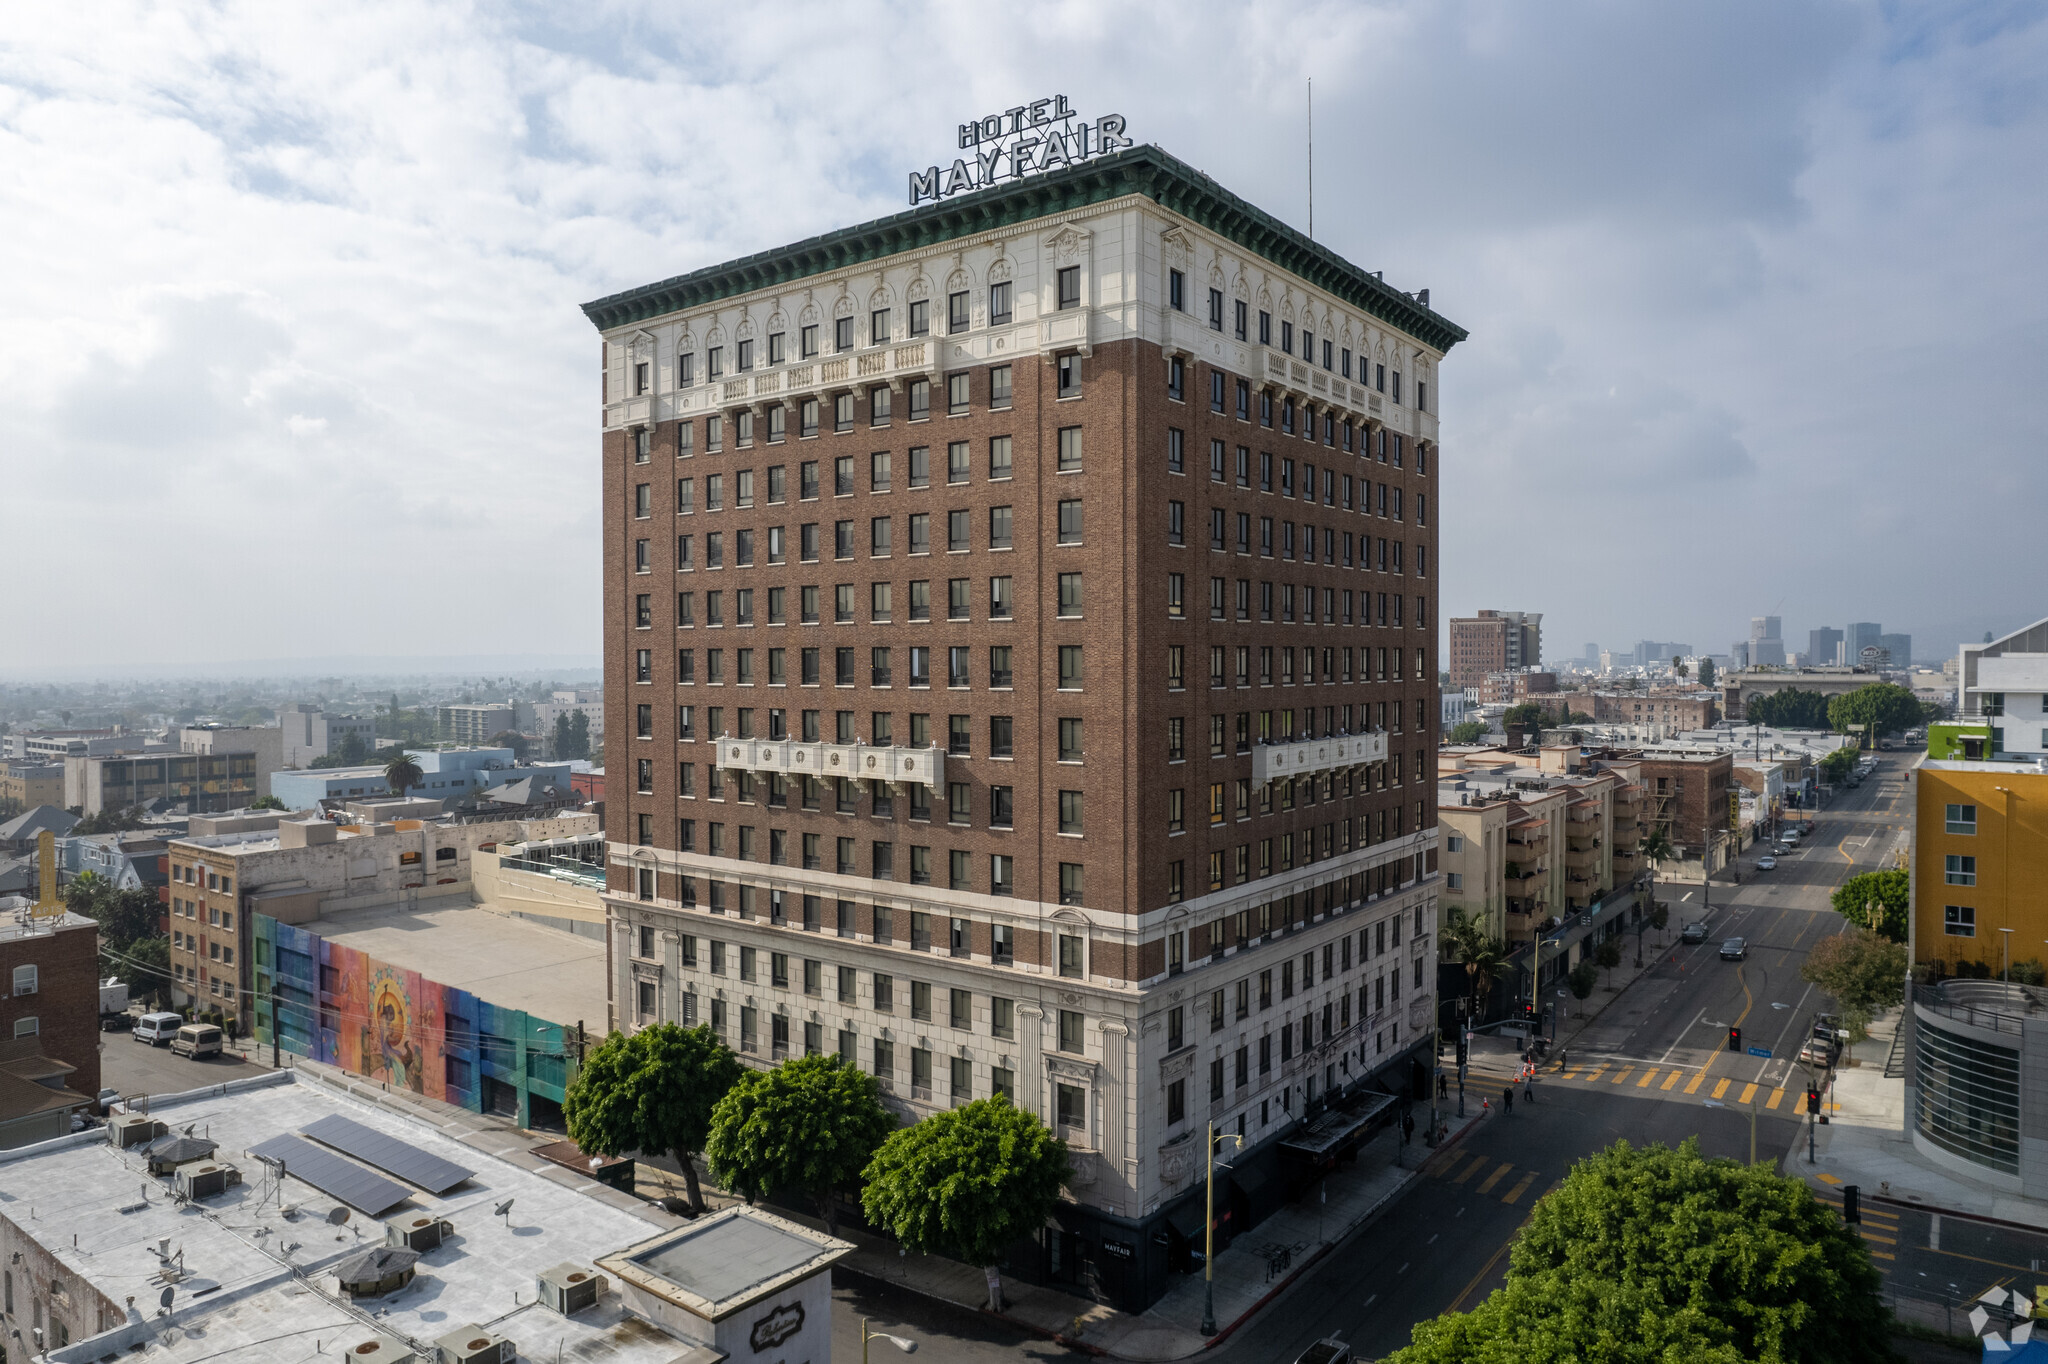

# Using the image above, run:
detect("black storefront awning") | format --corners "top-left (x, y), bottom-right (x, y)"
top-left (1280, 1090), bottom-right (1400, 1163)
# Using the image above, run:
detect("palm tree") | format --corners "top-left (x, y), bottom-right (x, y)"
top-left (1640, 825), bottom-right (1676, 882)
top-left (1442, 908), bottom-right (1514, 1023)
top-left (383, 751), bottom-right (425, 801)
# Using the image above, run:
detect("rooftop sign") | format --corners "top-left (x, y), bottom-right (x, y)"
top-left (909, 96), bottom-right (1132, 205)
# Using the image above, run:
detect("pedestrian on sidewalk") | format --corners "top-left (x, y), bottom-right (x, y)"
top-left (1438, 1073), bottom-right (1448, 1100)
top-left (1502, 1085), bottom-right (1514, 1114)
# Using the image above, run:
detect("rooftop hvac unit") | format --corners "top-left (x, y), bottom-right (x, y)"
top-left (536, 1262), bottom-right (606, 1317)
top-left (174, 1163), bottom-right (242, 1201)
top-left (111, 1115), bottom-right (167, 1149)
top-left (385, 1214), bottom-right (454, 1253)
top-left (433, 1325), bottom-right (516, 1364)
top-left (341, 1337), bottom-right (416, 1364)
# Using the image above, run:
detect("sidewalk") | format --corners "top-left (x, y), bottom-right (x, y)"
top-left (636, 1112), bottom-right (1483, 1361)
top-left (1463, 923), bottom-right (1687, 1081)
top-left (1782, 1009), bottom-right (2048, 1230)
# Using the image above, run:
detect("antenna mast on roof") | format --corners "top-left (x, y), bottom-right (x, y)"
top-left (1307, 78), bottom-right (1315, 240)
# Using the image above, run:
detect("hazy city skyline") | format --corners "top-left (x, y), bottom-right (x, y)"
top-left (3, 3), bottom-right (2040, 670)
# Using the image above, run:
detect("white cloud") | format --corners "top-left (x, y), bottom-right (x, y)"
top-left (0, 0), bottom-right (2042, 667)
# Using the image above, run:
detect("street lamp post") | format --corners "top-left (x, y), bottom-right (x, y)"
top-left (2002, 927), bottom-right (2015, 984)
top-left (1198, 1122), bottom-right (1244, 1337)
top-left (862, 1319), bottom-right (918, 1362)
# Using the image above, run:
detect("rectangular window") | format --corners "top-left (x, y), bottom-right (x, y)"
top-left (990, 280), bottom-right (1012, 324)
top-left (1945, 855), bottom-right (1977, 886)
top-left (1058, 1008), bottom-right (1084, 1052)
top-left (1057, 426), bottom-right (1082, 472)
top-left (1057, 353), bottom-right (1082, 398)
top-left (908, 299), bottom-right (929, 336)
top-left (1946, 803), bottom-right (1977, 835)
top-left (948, 290), bottom-right (970, 333)
top-left (1059, 645), bottom-right (1084, 689)
top-left (990, 368), bottom-right (1013, 412)
top-left (1057, 499), bottom-right (1082, 544)
top-left (1945, 905), bottom-right (1976, 937)
top-left (1057, 266), bottom-right (1080, 310)
top-left (835, 316), bottom-right (854, 352)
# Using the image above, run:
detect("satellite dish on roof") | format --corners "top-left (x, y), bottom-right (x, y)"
top-left (327, 1207), bottom-right (350, 1226)
top-left (158, 1287), bottom-right (174, 1311)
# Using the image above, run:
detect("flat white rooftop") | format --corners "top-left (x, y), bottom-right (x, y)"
top-left (7, 1072), bottom-right (718, 1363)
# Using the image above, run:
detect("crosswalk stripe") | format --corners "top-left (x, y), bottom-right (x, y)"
top-left (1868, 1249), bottom-right (1896, 1260)
top-left (1712, 1078), bottom-right (1731, 1100)
top-left (1500, 1171), bottom-right (1539, 1204)
top-left (1661, 1070), bottom-right (1683, 1091)
top-left (1476, 1161), bottom-right (1514, 1195)
top-left (1611, 1067), bottom-right (1634, 1085)
top-left (1739, 1083), bottom-right (1758, 1105)
top-left (1637, 1068), bottom-right (1658, 1088)
top-left (1584, 1066), bottom-right (1605, 1083)
top-left (1858, 1228), bottom-right (1899, 1244)
top-left (1452, 1155), bottom-right (1484, 1185)
top-left (1767, 1088), bottom-right (1785, 1110)
top-left (1684, 1071), bottom-right (1706, 1095)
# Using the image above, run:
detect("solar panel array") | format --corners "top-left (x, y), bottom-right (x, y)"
top-left (248, 1134), bottom-right (411, 1216)
top-left (301, 1114), bottom-right (474, 1195)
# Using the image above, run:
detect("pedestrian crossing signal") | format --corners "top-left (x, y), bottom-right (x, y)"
top-left (1727, 1026), bottom-right (1741, 1051)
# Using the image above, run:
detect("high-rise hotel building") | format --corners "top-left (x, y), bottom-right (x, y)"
top-left (583, 143), bottom-right (1463, 1309)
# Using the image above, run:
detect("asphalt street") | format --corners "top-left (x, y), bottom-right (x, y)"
top-left (1186, 753), bottom-right (1954, 1362)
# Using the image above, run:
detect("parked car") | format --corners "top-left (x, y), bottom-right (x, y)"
top-left (1720, 938), bottom-right (1748, 961)
top-left (1757, 856), bottom-right (1777, 871)
top-left (1682, 922), bottom-right (1709, 944)
top-left (1798, 1037), bottom-right (1839, 1066)
top-left (1799, 820), bottom-right (1816, 835)
top-left (132, 1011), bottom-right (183, 1045)
top-left (170, 1023), bottom-right (223, 1059)
top-left (1782, 830), bottom-right (1801, 845)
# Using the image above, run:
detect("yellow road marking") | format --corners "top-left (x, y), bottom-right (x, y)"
top-left (1434, 1151), bottom-right (1476, 1179)
top-left (1767, 1088), bottom-right (1785, 1110)
top-left (1611, 1067), bottom-right (1634, 1085)
top-left (1859, 1228), bottom-right (1899, 1244)
top-left (1661, 1070), bottom-right (1683, 1091)
top-left (1637, 1068), bottom-right (1658, 1088)
top-left (1563, 1068), bottom-right (1582, 1080)
top-left (1815, 1172), bottom-right (1843, 1185)
top-left (1584, 1066), bottom-right (1605, 1083)
top-left (1449, 1234), bottom-right (1515, 1312)
top-left (1476, 1161), bottom-right (1514, 1195)
top-left (1453, 1155), bottom-right (1483, 1185)
top-left (1685, 1071), bottom-right (1706, 1094)
top-left (1739, 1083), bottom-right (1758, 1104)
top-left (1712, 1078), bottom-right (1731, 1099)
top-left (1868, 1249), bottom-right (1896, 1260)
top-left (1500, 1171), bottom-right (1539, 1204)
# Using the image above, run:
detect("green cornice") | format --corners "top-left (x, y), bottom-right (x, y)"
top-left (580, 144), bottom-right (1467, 353)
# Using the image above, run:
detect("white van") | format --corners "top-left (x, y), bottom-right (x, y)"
top-left (132, 1012), bottom-right (183, 1045)
top-left (170, 1023), bottom-right (223, 1059)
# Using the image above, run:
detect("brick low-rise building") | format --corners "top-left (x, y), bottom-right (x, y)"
top-left (1591, 688), bottom-right (1719, 729)
top-left (585, 141), bottom-right (1461, 1310)
top-left (0, 911), bottom-right (100, 1142)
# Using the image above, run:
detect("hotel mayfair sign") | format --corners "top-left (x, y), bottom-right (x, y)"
top-left (908, 96), bottom-right (1132, 205)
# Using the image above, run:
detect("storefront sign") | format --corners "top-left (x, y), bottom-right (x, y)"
top-left (909, 96), bottom-right (1133, 205)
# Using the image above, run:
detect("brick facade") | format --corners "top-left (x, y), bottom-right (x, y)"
top-left (0, 917), bottom-right (101, 1098)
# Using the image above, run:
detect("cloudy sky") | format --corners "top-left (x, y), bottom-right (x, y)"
top-left (3, 1), bottom-right (2041, 674)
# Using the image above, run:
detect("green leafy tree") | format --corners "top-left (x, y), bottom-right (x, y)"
top-left (249, 795), bottom-right (286, 811)
top-left (1697, 657), bottom-right (1717, 688)
top-left (1502, 702), bottom-right (1547, 732)
top-left (1827, 682), bottom-right (1925, 738)
top-left (1828, 869), bottom-right (1907, 942)
top-left (569, 710), bottom-right (591, 760)
top-left (1448, 720), bottom-right (1487, 745)
top-left (861, 1095), bottom-right (1071, 1311)
top-left (1674, 661), bottom-right (1690, 680)
top-left (562, 1023), bottom-right (741, 1211)
top-left (1746, 688), bottom-right (1832, 729)
top-left (382, 751), bottom-right (425, 801)
top-left (706, 1053), bottom-right (895, 1232)
top-left (71, 806), bottom-right (147, 835)
top-left (1639, 825), bottom-right (1676, 876)
top-left (1387, 1139), bottom-right (1901, 1364)
top-left (1801, 931), bottom-right (1908, 1039)
top-left (1595, 935), bottom-right (1622, 986)
top-left (1567, 958), bottom-right (1598, 1013)
top-left (487, 729), bottom-right (531, 762)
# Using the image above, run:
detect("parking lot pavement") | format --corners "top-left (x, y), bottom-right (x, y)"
top-left (96, 1028), bottom-right (276, 1103)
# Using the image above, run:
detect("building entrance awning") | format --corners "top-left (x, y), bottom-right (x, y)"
top-left (1279, 1090), bottom-right (1399, 1162)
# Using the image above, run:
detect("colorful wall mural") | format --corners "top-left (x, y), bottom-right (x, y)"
top-left (251, 913), bottom-right (581, 1128)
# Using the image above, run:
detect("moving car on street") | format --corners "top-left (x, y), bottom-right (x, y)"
top-left (1720, 938), bottom-right (1748, 961)
top-left (1681, 922), bottom-right (1709, 944)
top-left (1757, 855), bottom-right (1777, 871)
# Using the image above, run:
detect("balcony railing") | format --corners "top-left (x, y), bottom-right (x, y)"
top-left (712, 738), bottom-right (944, 792)
top-left (1251, 730), bottom-right (1390, 785)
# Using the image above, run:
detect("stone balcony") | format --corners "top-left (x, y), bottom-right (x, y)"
top-left (709, 738), bottom-right (945, 792)
top-left (1250, 730), bottom-right (1390, 786)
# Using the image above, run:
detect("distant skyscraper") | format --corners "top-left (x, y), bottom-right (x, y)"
top-left (1731, 641), bottom-right (1750, 669)
top-left (1749, 616), bottom-right (1786, 667)
top-left (1879, 633), bottom-right (1912, 667)
top-left (1846, 622), bottom-right (1883, 662)
top-left (1583, 643), bottom-right (1600, 665)
top-left (1808, 626), bottom-right (1843, 668)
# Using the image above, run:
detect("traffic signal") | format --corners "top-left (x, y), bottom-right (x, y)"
top-left (1842, 1185), bottom-right (1861, 1224)
top-left (1727, 1026), bottom-right (1741, 1051)
top-left (1806, 1086), bottom-right (1821, 1115)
